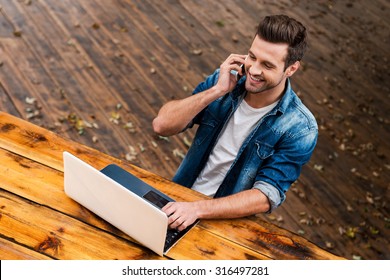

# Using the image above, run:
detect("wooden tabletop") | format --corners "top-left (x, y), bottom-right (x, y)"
top-left (0, 112), bottom-right (343, 260)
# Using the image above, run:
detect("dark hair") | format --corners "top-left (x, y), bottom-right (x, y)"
top-left (257, 15), bottom-right (307, 69)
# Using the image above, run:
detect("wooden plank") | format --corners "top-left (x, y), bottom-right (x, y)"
top-left (0, 189), bottom-right (166, 260)
top-left (0, 238), bottom-right (53, 260)
top-left (0, 83), bottom-right (20, 117)
top-left (168, 226), bottom-right (270, 260)
top-left (200, 217), bottom-right (344, 260)
top-left (0, 10), bottom-right (21, 116)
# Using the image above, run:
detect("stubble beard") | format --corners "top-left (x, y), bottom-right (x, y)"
top-left (245, 75), bottom-right (284, 95)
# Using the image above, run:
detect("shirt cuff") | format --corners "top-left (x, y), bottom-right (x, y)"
top-left (253, 181), bottom-right (284, 213)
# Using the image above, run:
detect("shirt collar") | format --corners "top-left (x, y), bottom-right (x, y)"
top-left (232, 78), bottom-right (295, 115)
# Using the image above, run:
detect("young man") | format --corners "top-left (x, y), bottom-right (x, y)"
top-left (153, 15), bottom-right (318, 231)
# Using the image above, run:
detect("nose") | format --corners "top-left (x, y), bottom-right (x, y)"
top-left (248, 62), bottom-right (262, 76)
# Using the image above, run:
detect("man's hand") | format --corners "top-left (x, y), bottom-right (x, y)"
top-left (162, 189), bottom-right (270, 231)
top-left (215, 54), bottom-right (247, 94)
top-left (152, 53), bottom-right (246, 137)
top-left (162, 201), bottom-right (200, 231)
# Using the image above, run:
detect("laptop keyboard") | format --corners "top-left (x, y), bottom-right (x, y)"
top-left (164, 224), bottom-right (195, 253)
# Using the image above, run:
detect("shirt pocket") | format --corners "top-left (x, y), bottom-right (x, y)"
top-left (243, 141), bottom-right (275, 181)
top-left (255, 141), bottom-right (275, 159)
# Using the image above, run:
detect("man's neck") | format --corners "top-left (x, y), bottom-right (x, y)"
top-left (244, 86), bottom-right (285, 109)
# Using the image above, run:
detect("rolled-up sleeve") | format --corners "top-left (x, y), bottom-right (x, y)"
top-left (253, 180), bottom-right (285, 213)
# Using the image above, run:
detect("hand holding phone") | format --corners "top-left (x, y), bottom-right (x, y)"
top-left (230, 63), bottom-right (246, 81)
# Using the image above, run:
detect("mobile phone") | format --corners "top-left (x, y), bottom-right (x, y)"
top-left (236, 64), bottom-right (245, 81)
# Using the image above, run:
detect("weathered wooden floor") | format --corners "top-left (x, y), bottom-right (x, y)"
top-left (0, 0), bottom-right (388, 259)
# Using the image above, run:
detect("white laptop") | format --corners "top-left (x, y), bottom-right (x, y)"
top-left (63, 151), bottom-right (195, 256)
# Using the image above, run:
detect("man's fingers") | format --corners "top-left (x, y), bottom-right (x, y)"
top-left (168, 215), bottom-right (184, 230)
top-left (162, 202), bottom-right (175, 216)
top-left (162, 201), bottom-right (197, 231)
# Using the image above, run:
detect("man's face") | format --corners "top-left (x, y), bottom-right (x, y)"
top-left (244, 35), bottom-right (294, 95)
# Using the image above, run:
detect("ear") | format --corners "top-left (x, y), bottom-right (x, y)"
top-left (285, 61), bottom-right (300, 77)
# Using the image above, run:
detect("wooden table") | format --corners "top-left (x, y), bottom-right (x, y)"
top-left (0, 112), bottom-right (343, 260)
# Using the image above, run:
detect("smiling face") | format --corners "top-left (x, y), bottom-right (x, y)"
top-left (244, 35), bottom-right (299, 107)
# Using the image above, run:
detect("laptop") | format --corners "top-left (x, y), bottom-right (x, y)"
top-left (63, 151), bottom-right (196, 256)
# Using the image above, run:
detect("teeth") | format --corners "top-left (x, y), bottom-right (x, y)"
top-left (250, 74), bottom-right (261, 82)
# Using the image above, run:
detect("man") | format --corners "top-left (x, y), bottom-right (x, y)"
top-left (152, 15), bottom-right (318, 231)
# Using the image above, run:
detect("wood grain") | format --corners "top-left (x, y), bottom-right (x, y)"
top-left (0, 189), bottom-right (165, 260)
top-left (0, 238), bottom-right (53, 260)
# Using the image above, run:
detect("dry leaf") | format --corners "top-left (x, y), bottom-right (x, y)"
top-left (276, 215), bottom-right (284, 223)
top-left (215, 20), bottom-right (224, 27)
top-left (314, 164), bottom-right (324, 172)
top-left (345, 227), bottom-right (358, 239)
top-left (26, 109), bottom-right (40, 120)
top-left (125, 145), bottom-right (138, 161)
top-left (183, 136), bottom-right (192, 147)
top-left (110, 112), bottom-right (121, 124)
top-left (158, 136), bottom-right (170, 142)
top-left (67, 113), bottom-right (85, 135)
top-left (173, 148), bottom-right (185, 159)
top-left (325, 241), bottom-right (334, 249)
top-left (370, 227), bottom-right (379, 235)
top-left (123, 122), bottom-right (135, 133)
top-left (25, 97), bottom-right (37, 105)
top-left (151, 141), bottom-right (158, 148)
top-left (192, 49), bottom-right (203, 55)
top-left (267, 215), bottom-right (276, 221)
top-left (366, 192), bottom-right (374, 204)
top-left (138, 143), bottom-right (145, 152)
top-left (13, 30), bottom-right (22, 37)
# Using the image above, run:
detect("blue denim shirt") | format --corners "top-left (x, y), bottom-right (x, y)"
top-left (173, 69), bottom-right (318, 211)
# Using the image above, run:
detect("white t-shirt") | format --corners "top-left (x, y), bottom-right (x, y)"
top-left (192, 99), bottom-right (279, 196)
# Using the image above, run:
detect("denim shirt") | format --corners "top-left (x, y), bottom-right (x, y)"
top-left (173, 69), bottom-right (318, 211)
